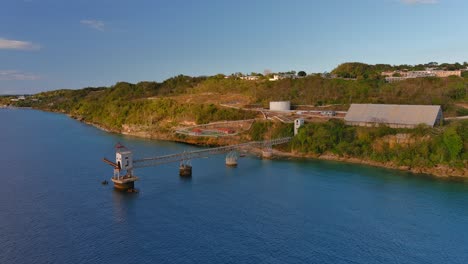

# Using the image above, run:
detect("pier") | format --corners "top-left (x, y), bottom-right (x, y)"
top-left (103, 137), bottom-right (292, 190)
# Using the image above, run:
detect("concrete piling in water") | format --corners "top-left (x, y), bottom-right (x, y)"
top-left (225, 151), bottom-right (238, 167)
top-left (179, 164), bottom-right (192, 177)
top-left (111, 175), bottom-right (139, 191)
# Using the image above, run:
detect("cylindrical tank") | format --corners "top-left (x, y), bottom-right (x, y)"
top-left (269, 101), bottom-right (291, 111)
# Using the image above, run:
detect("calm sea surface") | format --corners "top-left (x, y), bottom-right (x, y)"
top-left (1, 109), bottom-right (468, 264)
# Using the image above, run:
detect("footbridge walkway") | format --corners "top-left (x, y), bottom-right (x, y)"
top-left (133, 137), bottom-right (291, 168)
top-left (103, 137), bottom-right (292, 190)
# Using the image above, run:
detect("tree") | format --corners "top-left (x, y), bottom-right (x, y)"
top-left (442, 126), bottom-right (463, 160)
top-left (297, 71), bottom-right (307, 77)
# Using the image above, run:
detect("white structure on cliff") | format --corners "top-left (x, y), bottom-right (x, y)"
top-left (294, 119), bottom-right (304, 135)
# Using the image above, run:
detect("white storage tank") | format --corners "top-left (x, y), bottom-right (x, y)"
top-left (269, 101), bottom-right (291, 111)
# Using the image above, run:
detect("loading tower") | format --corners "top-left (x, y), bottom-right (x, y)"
top-left (102, 143), bottom-right (139, 190)
top-left (102, 138), bottom-right (292, 191)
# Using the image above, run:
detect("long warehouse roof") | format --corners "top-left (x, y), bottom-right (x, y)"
top-left (344, 104), bottom-right (442, 126)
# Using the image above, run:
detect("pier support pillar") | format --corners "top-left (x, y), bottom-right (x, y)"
top-left (179, 165), bottom-right (192, 177)
top-left (111, 174), bottom-right (139, 191)
top-left (226, 151), bottom-right (238, 167)
top-left (113, 181), bottom-right (134, 190)
top-left (179, 160), bottom-right (192, 177)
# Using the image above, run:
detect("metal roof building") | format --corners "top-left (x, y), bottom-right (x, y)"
top-left (269, 101), bottom-right (291, 111)
top-left (344, 104), bottom-right (443, 128)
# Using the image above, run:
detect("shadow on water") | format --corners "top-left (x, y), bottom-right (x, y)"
top-left (179, 176), bottom-right (192, 183)
top-left (111, 188), bottom-right (140, 200)
top-left (110, 188), bottom-right (139, 223)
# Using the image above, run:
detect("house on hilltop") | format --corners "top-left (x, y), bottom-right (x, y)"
top-left (344, 104), bottom-right (443, 128)
top-left (382, 69), bottom-right (461, 82)
top-left (240, 75), bottom-right (260, 81)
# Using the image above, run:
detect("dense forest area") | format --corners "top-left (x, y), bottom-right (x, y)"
top-left (292, 120), bottom-right (466, 170)
top-left (248, 119), bottom-right (467, 172)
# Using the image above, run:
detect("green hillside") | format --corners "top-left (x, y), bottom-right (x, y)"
top-left (3, 67), bottom-right (467, 175)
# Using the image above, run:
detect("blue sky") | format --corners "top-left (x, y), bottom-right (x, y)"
top-left (0, 0), bottom-right (466, 94)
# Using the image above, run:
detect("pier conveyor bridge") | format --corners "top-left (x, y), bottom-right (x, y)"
top-left (103, 137), bottom-right (292, 190)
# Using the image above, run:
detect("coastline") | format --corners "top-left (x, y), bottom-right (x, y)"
top-left (270, 150), bottom-right (468, 179)
top-left (66, 113), bottom-right (468, 179)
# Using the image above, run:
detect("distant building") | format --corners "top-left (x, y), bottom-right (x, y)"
top-left (320, 111), bottom-right (336, 117)
top-left (240, 75), bottom-right (260, 81)
top-left (383, 69), bottom-right (461, 82)
top-left (344, 104), bottom-right (443, 128)
top-left (269, 101), bottom-right (291, 111)
top-left (432, 70), bottom-right (461, 78)
top-left (269, 73), bottom-right (298, 81)
top-left (10, 95), bottom-right (26, 102)
top-left (385, 77), bottom-right (409, 83)
top-left (269, 75), bottom-right (281, 81)
top-left (280, 73), bottom-right (297, 79)
top-left (407, 71), bottom-right (435, 78)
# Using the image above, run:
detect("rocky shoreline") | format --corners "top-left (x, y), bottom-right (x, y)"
top-left (270, 150), bottom-right (468, 179)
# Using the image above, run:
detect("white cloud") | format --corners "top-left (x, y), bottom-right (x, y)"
top-left (80, 19), bottom-right (105, 31)
top-left (400, 0), bottom-right (438, 4)
top-left (0, 38), bottom-right (40, 50)
top-left (0, 70), bottom-right (41, 81)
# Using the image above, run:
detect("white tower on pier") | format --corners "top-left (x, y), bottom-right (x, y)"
top-left (111, 143), bottom-right (138, 190)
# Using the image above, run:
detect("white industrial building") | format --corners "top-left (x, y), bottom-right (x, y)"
top-left (269, 101), bottom-right (291, 111)
top-left (344, 104), bottom-right (443, 128)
